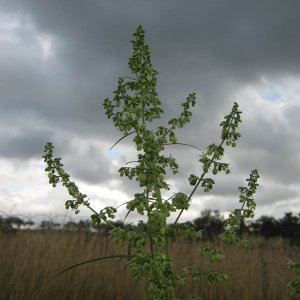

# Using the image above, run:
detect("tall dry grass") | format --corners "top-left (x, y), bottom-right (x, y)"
top-left (0, 230), bottom-right (299, 300)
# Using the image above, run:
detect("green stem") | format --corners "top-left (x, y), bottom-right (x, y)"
top-left (145, 187), bottom-right (155, 259)
top-left (84, 202), bottom-right (116, 229)
top-left (173, 110), bottom-right (237, 226)
top-left (165, 232), bottom-right (175, 300)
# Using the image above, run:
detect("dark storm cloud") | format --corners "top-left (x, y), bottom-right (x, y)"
top-left (0, 126), bottom-right (53, 159)
top-left (62, 141), bottom-right (118, 185)
top-left (1, 0), bottom-right (300, 218)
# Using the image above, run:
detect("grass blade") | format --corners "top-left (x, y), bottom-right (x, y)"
top-left (32, 254), bottom-right (129, 297)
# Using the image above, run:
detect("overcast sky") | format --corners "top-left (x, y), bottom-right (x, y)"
top-left (1, 0), bottom-right (300, 225)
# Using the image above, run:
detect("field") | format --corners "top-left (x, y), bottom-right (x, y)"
top-left (1, 230), bottom-right (299, 300)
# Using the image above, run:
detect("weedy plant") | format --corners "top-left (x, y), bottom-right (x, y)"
top-left (41, 25), bottom-right (260, 299)
top-left (287, 259), bottom-right (300, 298)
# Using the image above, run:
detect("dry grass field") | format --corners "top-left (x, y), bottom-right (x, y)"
top-left (0, 230), bottom-right (299, 300)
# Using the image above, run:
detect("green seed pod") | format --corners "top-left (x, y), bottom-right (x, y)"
top-left (139, 173), bottom-right (147, 184)
top-left (169, 135), bottom-right (177, 143)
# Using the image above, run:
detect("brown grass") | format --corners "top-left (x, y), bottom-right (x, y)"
top-left (0, 230), bottom-right (299, 300)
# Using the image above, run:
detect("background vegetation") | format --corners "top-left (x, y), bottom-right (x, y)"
top-left (1, 211), bottom-right (299, 299)
top-left (1, 210), bottom-right (299, 244)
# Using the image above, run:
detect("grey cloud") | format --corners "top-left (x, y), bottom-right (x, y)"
top-left (63, 142), bottom-right (117, 185)
top-left (0, 125), bottom-right (53, 159)
top-left (1, 0), bottom-right (300, 218)
top-left (256, 182), bottom-right (299, 206)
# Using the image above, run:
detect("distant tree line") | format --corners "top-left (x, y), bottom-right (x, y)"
top-left (0, 210), bottom-right (299, 244)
